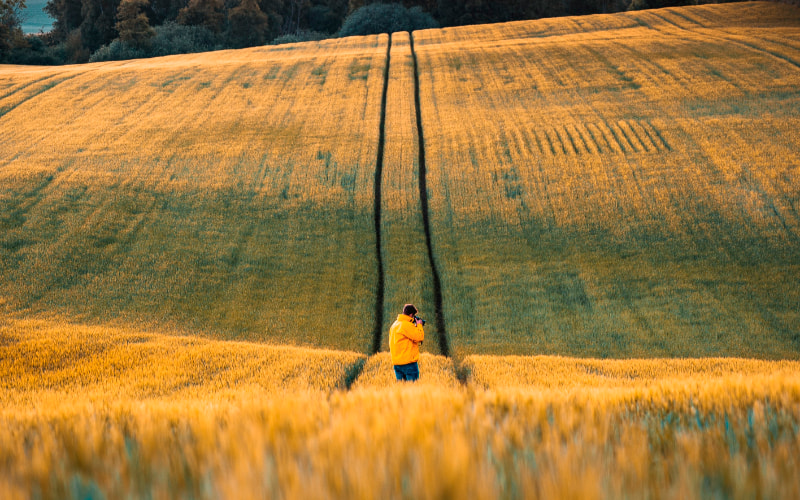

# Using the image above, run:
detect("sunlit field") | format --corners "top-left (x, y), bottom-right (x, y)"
top-left (2, 1), bottom-right (800, 498)
top-left (414, 1), bottom-right (800, 357)
top-left (1, 3), bottom-right (798, 357)
top-left (1, 317), bottom-right (799, 499)
top-left (0, 37), bottom-right (388, 350)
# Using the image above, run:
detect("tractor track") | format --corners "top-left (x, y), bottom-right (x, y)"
top-left (369, 34), bottom-right (392, 356)
top-left (409, 34), bottom-right (451, 359)
top-left (351, 32), bottom-right (454, 389)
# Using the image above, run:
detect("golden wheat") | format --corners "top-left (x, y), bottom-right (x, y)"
top-left (2, 380), bottom-right (799, 498)
top-left (2, 313), bottom-right (800, 499)
top-left (464, 353), bottom-right (800, 390)
top-left (412, 1), bottom-right (800, 357)
top-left (0, 315), bottom-right (365, 402)
top-left (0, 36), bottom-right (391, 350)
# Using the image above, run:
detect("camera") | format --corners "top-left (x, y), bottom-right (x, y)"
top-left (414, 315), bottom-right (426, 326)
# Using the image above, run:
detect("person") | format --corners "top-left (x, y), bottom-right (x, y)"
top-left (389, 303), bottom-right (425, 381)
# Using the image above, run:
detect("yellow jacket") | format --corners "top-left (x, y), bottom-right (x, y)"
top-left (389, 314), bottom-right (425, 365)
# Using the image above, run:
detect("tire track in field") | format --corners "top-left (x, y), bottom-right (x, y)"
top-left (646, 9), bottom-right (800, 71)
top-left (0, 74), bottom-right (80, 120)
top-left (409, 33), bottom-right (451, 360)
top-left (662, 7), bottom-right (800, 70)
top-left (369, 34), bottom-right (392, 356)
top-left (0, 74), bottom-right (57, 102)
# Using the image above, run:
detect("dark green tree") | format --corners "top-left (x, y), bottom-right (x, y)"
top-left (79, 0), bottom-right (122, 52)
top-left (305, 0), bottom-right (347, 33)
top-left (257, 0), bottom-right (286, 40)
top-left (116, 0), bottom-right (155, 48)
top-left (338, 2), bottom-right (437, 36)
top-left (147, 0), bottom-right (188, 26)
top-left (281, 0), bottom-right (308, 34)
top-left (227, 0), bottom-right (268, 47)
top-left (435, 0), bottom-right (567, 26)
top-left (45, 0), bottom-right (82, 40)
top-left (348, 0), bottom-right (435, 14)
top-left (1, 0), bottom-right (25, 56)
top-left (177, 0), bottom-right (224, 32)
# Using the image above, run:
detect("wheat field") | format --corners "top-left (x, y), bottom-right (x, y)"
top-left (1, 3), bottom-right (798, 357)
top-left (1, 316), bottom-right (799, 499)
top-left (0, 36), bottom-right (389, 349)
top-left (414, 1), bottom-right (800, 357)
top-left (2, 1), bottom-right (800, 498)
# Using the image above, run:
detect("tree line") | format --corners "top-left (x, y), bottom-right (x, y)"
top-left (2, 0), bottom-right (739, 64)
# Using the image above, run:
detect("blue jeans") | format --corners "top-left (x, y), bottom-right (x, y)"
top-left (394, 362), bottom-right (420, 382)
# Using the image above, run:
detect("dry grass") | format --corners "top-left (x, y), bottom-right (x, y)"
top-left (413, 1), bottom-right (800, 357)
top-left (464, 353), bottom-right (800, 389)
top-left (351, 352), bottom-right (459, 388)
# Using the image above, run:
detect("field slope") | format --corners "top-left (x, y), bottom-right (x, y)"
top-left (413, 1), bottom-right (800, 357)
top-left (0, 38), bottom-right (388, 350)
top-left (1, 3), bottom-right (799, 360)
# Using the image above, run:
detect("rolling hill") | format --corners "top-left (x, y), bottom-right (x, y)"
top-left (2, 2), bottom-right (799, 359)
top-left (2, 2), bottom-right (800, 498)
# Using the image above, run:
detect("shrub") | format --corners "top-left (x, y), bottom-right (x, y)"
top-left (338, 3), bottom-right (438, 37)
top-left (271, 30), bottom-right (328, 45)
top-left (89, 22), bottom-right (218, 62)
top-left (148, 21), bottom-right (218, 56)
top-left (88, 39), bottom-right (146, 62)
top-left (306, 4), bottom-right (343, 34)
top-left (5, 46), bottom-right (63, 65)
top-left (3, 35), bottom-right (63, 65)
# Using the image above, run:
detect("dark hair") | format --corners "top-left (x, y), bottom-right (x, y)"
top-left (402, 304), bottom-right (418, 316)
